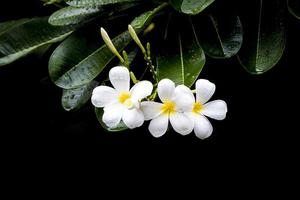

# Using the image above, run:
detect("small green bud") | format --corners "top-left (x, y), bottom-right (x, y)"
top-left (130, 71), bottom-right (138, 84)
top-left (122, 50), bottom-right (129, 68)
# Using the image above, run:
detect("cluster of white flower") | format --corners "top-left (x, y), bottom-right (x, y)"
top-left (91, 66), bottom-right (227, 139)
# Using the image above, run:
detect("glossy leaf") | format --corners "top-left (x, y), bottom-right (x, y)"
top-left (127, 48), bottom-right (138, 64)
top-left (42, 0), bottom-right (63, 5)
top-left (170, 0), bottom-right (183, 11)
top-left (95, 107), bottom-right (128, 132)
top-left (49, 6), bottom-right (100, 26)
top-left (193, 12), bottom-right (243, 59)
top-left (0, 19), bottom-right (30, 35)
top-left (237, 0), bottom-right (286, 74)
top-left (66, 0), bottom-right (140, 7)
top-left (181, 0), bottom-right (215, 15)
top-left (157, 17), bottom-right (205, 87)
top-left (48, 29), bottom-right (113, 89)
top-left (0, 17), bottom-right (75, 67)
top-left (62, 81), bottom-right (99, 111)
top-left (130, 2), bottom-right (168, 30)
top-left (288, 0), bottom-right (300, 19)
top-left (49, 5), bottom-right (165, 89)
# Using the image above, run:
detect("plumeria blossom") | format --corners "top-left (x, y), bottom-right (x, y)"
top-left (91, 66), bottom-right (153, 129)
top-left (141, 79), bottom-right (195, 137)
top-left (185, 79), bottom-right (228, 139)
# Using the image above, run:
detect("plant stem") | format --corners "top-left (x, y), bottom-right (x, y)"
top-left (141, 42), bottom-right (157, 82)
top-left (146, 58), bottom-right (157, 82)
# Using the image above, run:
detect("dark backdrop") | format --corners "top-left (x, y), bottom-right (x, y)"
top-left (0, 1), bottom-right (298, 176)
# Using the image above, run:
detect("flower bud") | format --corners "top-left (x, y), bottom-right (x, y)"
top-left (128, 25), bottom-right (146, 55)
top-left (100, 27), bottom-right (124, 63)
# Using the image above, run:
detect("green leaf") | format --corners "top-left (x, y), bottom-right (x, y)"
top-left (49, 6), bottom-right (100, 26)
top-left (130, 2), bottom-right (169, 30)
top-left (0, 20), bottom-right (53, 57)
top-left (193, 12), bottom-right (243, 59)
top-left (49, 5), bottom-right (165, 89)
top-left (49, 30), bottom-right (132, 89)
top-left (170, 0), bottom-right (183, 12)
top-left (288, 0), bottom-right (300, 19)
top-left (95, 107), bottom-right (128, 132)
top-left (157, 17), bottom-right (206, 87)
top-left (42, 0), bottom-right (63, 5)
top-left (0, 19), bottom-right (30, 35)
top-left (62, 80), bottom-right (98, 111)
top-left (126, 48), bottom-right (138, 64)
top-left (65, 0), bottom-right (140, 7)
top-left (237, 0), bottom-right (286, 74)
top-left (0, 17), bottom-right (75, 67)
top-left (181, 0), bottom-right (215, 15)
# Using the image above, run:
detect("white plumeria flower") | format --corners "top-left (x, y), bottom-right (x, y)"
top-left (186, 79), bottom-right (228, 139)
top-left (141, 79), bottom-right (195, 137)
top-left (91, 66), bottom-right (153, 129)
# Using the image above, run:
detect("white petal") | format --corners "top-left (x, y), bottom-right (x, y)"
top-left (148, 114), bottom-right (169, 138)
top-left (202, 100), bottom-right (227, 120)
top-left (174, 85), bottom-right (195, 112)
top-left (130, 81), bottom-right (153, 101)
top-left (91, 86), bottom-right (118, 107)
top-left (122, 108), bottom-right (144, 129)
top-left (193, 114), bottom-right (213, 139)
top-left (102, 103), bottom-right (124, 128)
top-left (196, 79), bottom-right (216, 104)
top-left (157, 79), bottom-right (175, 102)
top-left (109, 66), bottom-right (130, 92)
top-left (141, 101), bottom-right (163, 120)
top-left (170, 112), bottom-right (193, 136)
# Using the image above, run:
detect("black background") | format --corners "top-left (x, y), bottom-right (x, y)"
top-left (0, 0), bottom-right (298, 179)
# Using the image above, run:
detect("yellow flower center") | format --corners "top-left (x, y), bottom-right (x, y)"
top-left (119, 92), bottom-right (131, 104)
top-left (192, 102), bottom-right (203, 114)
top-left (161, 100), bottom-right (176, 115)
